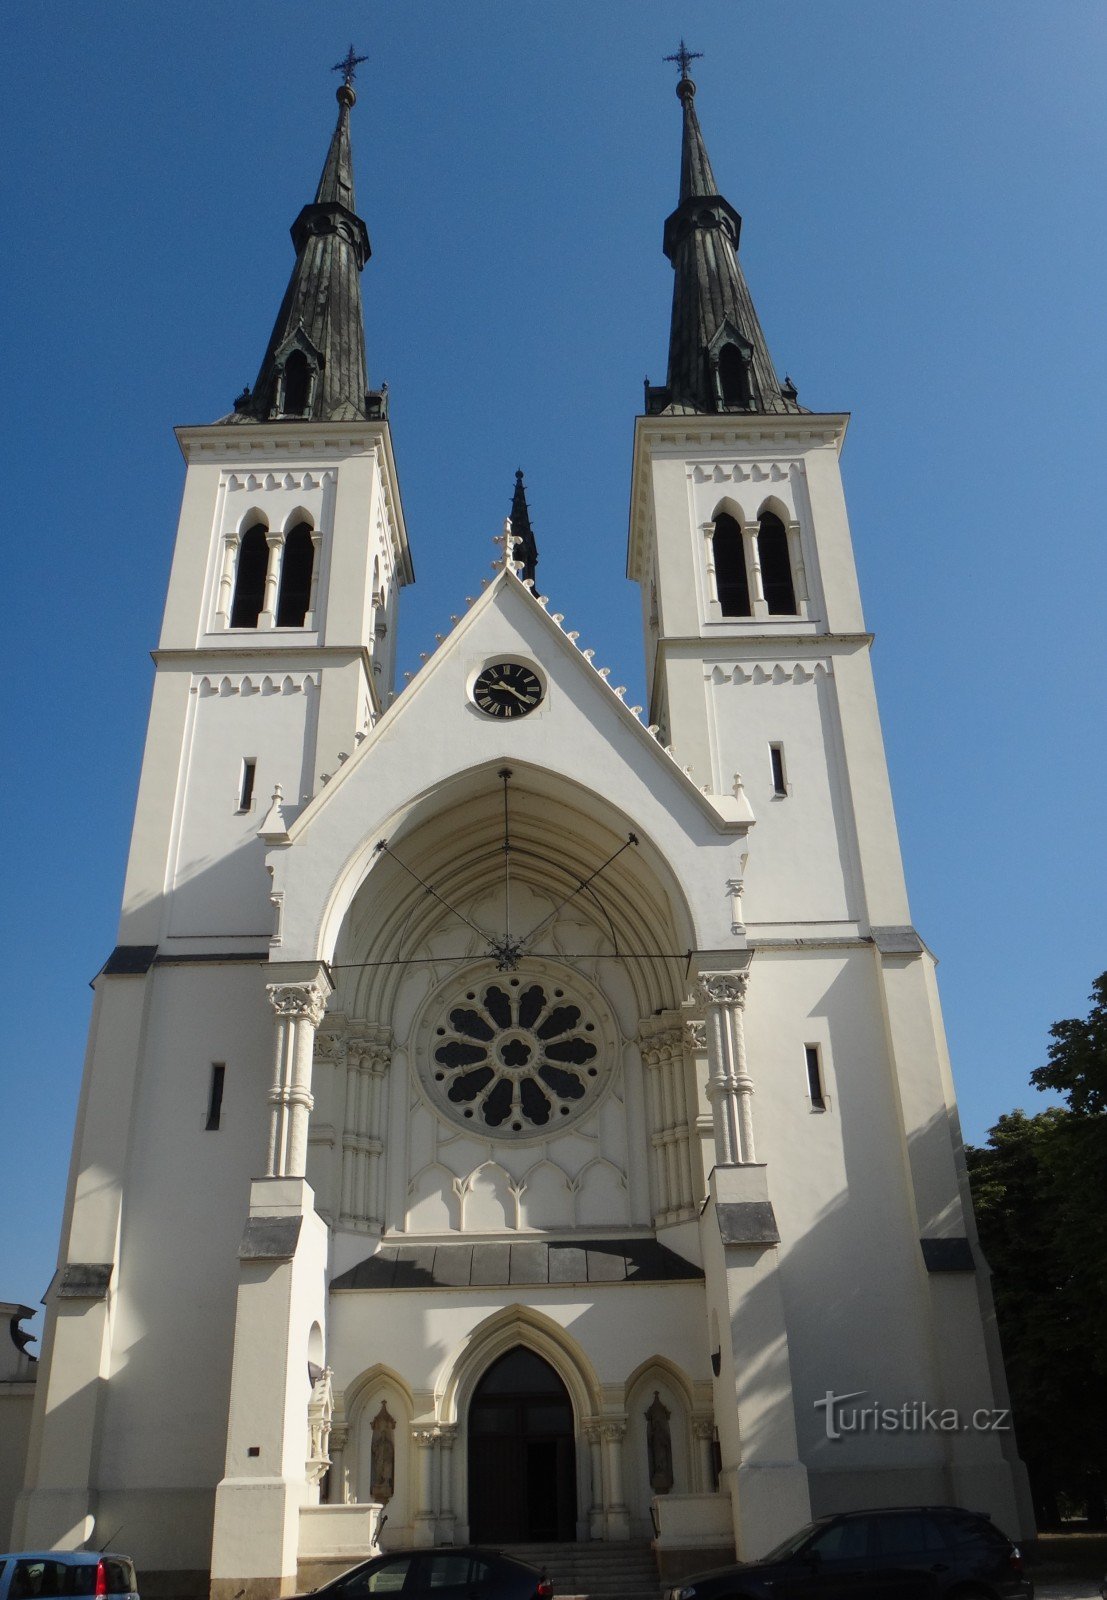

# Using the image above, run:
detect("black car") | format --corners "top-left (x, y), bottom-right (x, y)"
top-left (297, 1548), bottom-right (551, 1600)
top-left (667, 1506), bottom-right (1032, 1600)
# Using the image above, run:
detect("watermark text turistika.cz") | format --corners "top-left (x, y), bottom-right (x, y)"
top-left (815, 1390), bottom-right (1011, 1441)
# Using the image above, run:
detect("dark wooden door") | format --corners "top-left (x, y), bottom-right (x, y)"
top-left (467, 1347), bottom-right (576, 1542)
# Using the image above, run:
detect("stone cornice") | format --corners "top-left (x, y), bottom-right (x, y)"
top-left (175, 420), bottom-right (393, 460)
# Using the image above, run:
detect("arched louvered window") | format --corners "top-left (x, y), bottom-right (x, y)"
top-left (758, 513), bottom-right (797, 614)
top-left (276, 523), bottom-right (315, 627)
top-left (718, 343), bottom-right (751, 408)
top-left (712, 514), bottom-right (752, 617)
top-left (282, 351), bottom-right (311, 416)
top-left (230, 523), bottom-right (268, 628)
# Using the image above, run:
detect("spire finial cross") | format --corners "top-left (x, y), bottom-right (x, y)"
top-left (332, 44), bottom-right (369, 88)
top-left (663, 39), bottom-right (703, 80)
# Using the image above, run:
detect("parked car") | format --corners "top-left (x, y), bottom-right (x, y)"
top-left (666, 1506), bottom-right (1032, 1600)
top-left (296, 1548), bottom-right (551, 1600)
top-left (0, 1554), bottom-right (139, 1600)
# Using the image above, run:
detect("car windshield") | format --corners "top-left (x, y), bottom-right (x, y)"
top-left (759, 1520), bottom-right (830, 1562)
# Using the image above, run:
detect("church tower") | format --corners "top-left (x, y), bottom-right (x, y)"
top-left (628, 46), bottom-right (1032, 1550)
top-left (14, 57), bottom-right (410, 1567)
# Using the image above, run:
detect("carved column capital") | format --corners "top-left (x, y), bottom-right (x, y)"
top-left (695, 970), bottom-right (750, 1009)
top-left (692, 1416), bottom-right (716, 1441)
top-left (684, 1018), bottom-right (707, 1052)
top-left (600, 1420), bottom-right (627, 1443)
top-left (267, 981), bottom-right (328, 1028)
top-left (411, 1427), bottom-right (438, 1447)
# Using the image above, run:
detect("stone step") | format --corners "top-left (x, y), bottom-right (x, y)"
top-left (498, 1543), bottom-right (660, 1600)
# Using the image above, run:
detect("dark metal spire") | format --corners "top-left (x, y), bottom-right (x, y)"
top-left (647, 53), bottom-right (801, 417)
top-left (509, 471), bottom-right (539, 593)
top-left (231, 57), bottom-right (384, 424)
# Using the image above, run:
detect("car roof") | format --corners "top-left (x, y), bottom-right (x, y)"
top-left (0, 1554), bottom-right (133, 1563)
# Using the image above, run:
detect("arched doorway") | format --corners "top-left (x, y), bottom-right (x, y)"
top-left (468, 1346), bottom-right (577, 1543)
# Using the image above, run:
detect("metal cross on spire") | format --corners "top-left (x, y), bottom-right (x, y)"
top-left (332, 44), bottom-right (369, 87)
top-left (663, 39), bottom-right (703, 80)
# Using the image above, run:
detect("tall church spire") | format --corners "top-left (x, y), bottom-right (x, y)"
top-left (648, 50), bottom-right (801, 417)
top-left (232, 52), bottom-right (383, 424)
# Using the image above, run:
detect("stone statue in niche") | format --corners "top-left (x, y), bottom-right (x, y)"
top-left (370, 1400), bottom-right (396, 1503)
top-left (645, 1390), bottom-right (674, 1494)
top-left (306, 1365), bottom-right (334, 1485)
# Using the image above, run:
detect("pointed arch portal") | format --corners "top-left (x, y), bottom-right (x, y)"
top-left (467, 1345), bottom-right (577, 1543)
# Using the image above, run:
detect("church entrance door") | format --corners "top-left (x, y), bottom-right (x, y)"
top-left (468, 1346), bottom-right (577, 1543)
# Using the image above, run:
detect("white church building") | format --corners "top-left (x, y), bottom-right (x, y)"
top-left (10, 52), bottom-right (1032, 1600)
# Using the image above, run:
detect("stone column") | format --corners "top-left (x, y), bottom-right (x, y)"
top-left (215, 531), bottom-right (240, 626)
top-left (412, 1427), bottom-right (438, 1547)
top-left (696, 971), bottom-right (756, 1166)
top-left (786, 519), bottom-right (809, 605)
top-left (328, 1423), bottom-right (349, 1504)
top-left (260, 531), bottom-right (284, 627)
top-left (601, 1421), bottom-right (629, 1541)
top-left (436, 1424), bottom-right (457, 1543)
top-left (692, 1417), bottom-right (716, 1493)
top-left (702, 522), bottom-right (718, 604)
top-left (742, 522), bottom-right (766, 616)
top-left (266, 981), bottom-right (329, 1178)
top-left (304, 529), bottom-right (323, 628)
top-left (584, 1421), bottom-right (605, 1540)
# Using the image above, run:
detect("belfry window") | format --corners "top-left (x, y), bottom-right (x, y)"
top-left (230, 523), bottom-right (268, 628)
top-left (282, 351), bottom-right (311, 416)
top-left (758, 513), bottom-right (797, 614)
top-left (718, 343), bottom-right (751, 408)
top-left (712, 514), bottom-right (752, 617)
top-left (276, 523), bottom-right (315, 626)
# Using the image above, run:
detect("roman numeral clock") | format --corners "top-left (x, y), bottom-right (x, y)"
top-left (472, 661), bottom-right (544, 718)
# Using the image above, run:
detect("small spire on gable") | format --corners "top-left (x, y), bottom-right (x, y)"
top-left (508, 471), bottom-right (540, 593)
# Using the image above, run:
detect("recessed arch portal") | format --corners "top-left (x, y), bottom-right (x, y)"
top-left (467, 1346), bottom-right (577, 1544)
top-left (324, 763), bottom-right (699, 1023)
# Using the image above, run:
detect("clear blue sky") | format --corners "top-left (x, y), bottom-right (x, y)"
top-left (2, 3), bottom-right (1104, 1311)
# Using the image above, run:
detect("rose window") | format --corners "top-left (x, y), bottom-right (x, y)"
top-left (427, 975), bottom-right (605, 1136)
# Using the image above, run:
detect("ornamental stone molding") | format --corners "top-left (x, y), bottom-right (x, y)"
top-left (224, 469), bottom-right (336, 492)
top-left (600, 1421), bottom-right (627, 1443)
top-left (690, 461), bottom-right (794, 484)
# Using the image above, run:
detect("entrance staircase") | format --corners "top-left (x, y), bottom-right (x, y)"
top-left (502, 1542), bottom-right (661, 1600)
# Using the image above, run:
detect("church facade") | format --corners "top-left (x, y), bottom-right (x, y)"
top-left (13, 56), bottom-right (1032, 1599)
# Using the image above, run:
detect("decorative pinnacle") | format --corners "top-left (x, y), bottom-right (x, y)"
top-left (664, 38), bottom-right (703, 83)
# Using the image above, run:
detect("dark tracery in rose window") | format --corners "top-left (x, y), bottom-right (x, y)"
top-left (432, 977), bottom-right (601, 1134)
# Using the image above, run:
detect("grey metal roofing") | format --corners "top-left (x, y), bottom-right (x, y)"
top-left (659, 77), bottom-right (802, 417)
top-left (231, 85), bottom-right (373, 424)
top-left (331, 1238), bottom-right (704, 1291)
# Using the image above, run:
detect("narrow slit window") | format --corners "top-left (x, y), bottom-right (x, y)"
top-left (238, 758), bottom-right (257, 812)
top-left (711, 513), bottom-right (752, 617)
top-left (805, 1046), bottom-right (826, 1110)
top-left (770, 743), bottom-right (788, 797)
top-left (206, 1063), bottom-right (226, 1131)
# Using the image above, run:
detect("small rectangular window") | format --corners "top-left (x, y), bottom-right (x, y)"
top-left (206, 1063), bottom-right (226, 1130)
top-left (238, 758), bottom-right (257, 812)
top-left (805, 1045), bottom-right (826, 1110)
top-left (770, 743), bottom-right (788, 797)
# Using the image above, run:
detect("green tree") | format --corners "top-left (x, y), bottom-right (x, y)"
top-left (967, 975), bottom-right (1107, 1527)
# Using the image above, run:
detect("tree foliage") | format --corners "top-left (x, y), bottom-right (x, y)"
top-left (966, 975), bottom-right (1107, 1526)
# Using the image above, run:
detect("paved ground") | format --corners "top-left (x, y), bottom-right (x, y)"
top-left (1035, 1582), bottom-right (1102, 1599)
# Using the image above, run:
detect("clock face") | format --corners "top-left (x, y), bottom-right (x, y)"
top-left (473, 661), bottom-right (544, 719)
